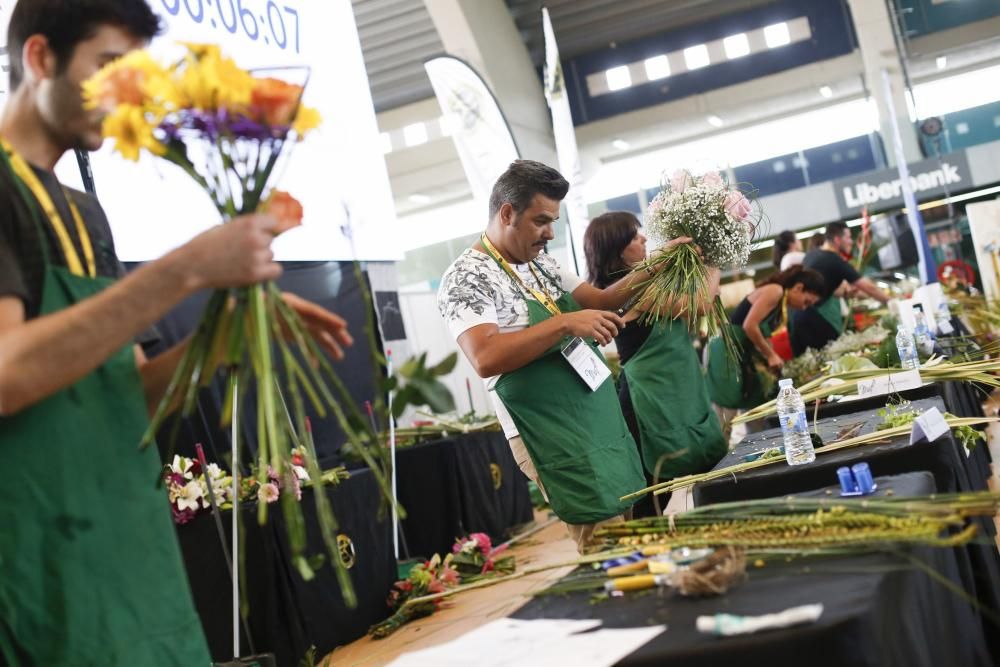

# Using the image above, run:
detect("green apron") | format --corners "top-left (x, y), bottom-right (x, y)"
top-left (493, 289), bottom-right (645, 525)
top-left (816, 295), bottom-right (845, 333)
top-left (0, 154), bottom-right (210, 665)
top-left (706, 307), bottom-right (780, 410)
top-left (622, 319), bottom-right (727, 479)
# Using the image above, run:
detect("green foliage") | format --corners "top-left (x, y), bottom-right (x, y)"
top-left (383, 352), bottom-right (458, 419)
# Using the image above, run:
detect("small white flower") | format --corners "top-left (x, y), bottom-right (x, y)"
top-left (176, 480), bottom-right (204, 512)
top-left (170, 455), bottom-right (194, 479)
top-left (293, 465), bottom-right (310, 481)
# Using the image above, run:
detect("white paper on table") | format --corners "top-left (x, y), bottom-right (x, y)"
top-left (387, 618), bottom-right (666, 667)
top-left (910, 407), bottom-right (950, 445)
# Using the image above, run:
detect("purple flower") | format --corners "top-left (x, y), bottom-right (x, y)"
top-left (171, 503), bottom-right (197, 525)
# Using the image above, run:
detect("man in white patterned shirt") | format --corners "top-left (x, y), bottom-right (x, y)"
top-left (438, 160), bottom-right (686, 551)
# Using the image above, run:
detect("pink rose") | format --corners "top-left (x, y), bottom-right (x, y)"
top-left (701, 171), bottom-right (724, 188)
top-left (669, 170), bottom-right (693, 194)
top-left (724, 191), bottom-right (752, 220)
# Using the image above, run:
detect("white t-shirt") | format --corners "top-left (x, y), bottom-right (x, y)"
top-left (437, 248), bottom-right (584, 439)
top-left (780, 250), bottom-right (805, 271)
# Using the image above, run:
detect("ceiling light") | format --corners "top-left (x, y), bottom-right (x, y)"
top-left (683, 44), bottom-right (710, 70)
top-left (819, 85), bottom-right (833, 98)
top-left (612, 138), bottom-right (630, 151)
top-left (403, 122), bottom-right (428, 147)
top-left (936, 56), bottom-right (947, 70)
top-left (707, 114), bottom-right (724, 128)
top-left (408, 193), bottom-right (431, 205)
top-left (380, 132), bottom-right (392, 154)
top-left (723, 33), bottom-right (750, 59)
top-left (644, 55), bottom-right (670, 80)
top-left (763, 22), bottom-right (791, 48)
top-left (606, 65), bottom-right (632, 91)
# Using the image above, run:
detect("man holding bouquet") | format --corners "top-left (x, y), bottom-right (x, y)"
top-left (438, 160), bottom-right (688, 552)
top-left (0, 2), bottom-right (351, 664)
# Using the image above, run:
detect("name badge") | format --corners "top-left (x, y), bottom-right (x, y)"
top-left (561, 337), bottom-right (611, 392)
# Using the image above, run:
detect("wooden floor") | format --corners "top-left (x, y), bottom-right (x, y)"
top-left (326, 515), bottom-right (580, 666)
top-left (328, 389), bottom-right (1000, 665)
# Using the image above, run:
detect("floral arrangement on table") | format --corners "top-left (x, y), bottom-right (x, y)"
top-left (634, 169), bottom-right (761, 361)
top-left (164, 447), bottom-right (350, 525)
top-left (367, 532), bottom-right (517, 639)
top-left (85, 44), bottom-right (394, 594)
top-left (450, 533), bottom-right (516, 582)
top-left (164, 454), bottom-right (234, 525)
top-left (782, 325), bottom-right (892, 387)
top-left (369, 554), bottom-right (461, 639)
top-left (877, 402), bottom-right (985, 452)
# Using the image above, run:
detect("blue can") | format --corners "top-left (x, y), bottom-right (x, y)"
top-left (851, 462), bottom-right (877, 494)
top-left (837, 466), bottom-right (858, 494)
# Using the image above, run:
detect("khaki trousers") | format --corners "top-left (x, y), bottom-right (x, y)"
top-left (508, 436), bottom-right (628, 554)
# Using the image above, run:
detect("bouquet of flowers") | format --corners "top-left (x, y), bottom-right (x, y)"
top-left (450, 533), bottom-right (516, 582)
top-left (635, 170), bottom-right (761, 361)
top-left (85, 44), bottom-right (392, 596)
top-left (369, 554), bottom-right (461, 639)
top-left (164, 454), bottom-right (234, 525)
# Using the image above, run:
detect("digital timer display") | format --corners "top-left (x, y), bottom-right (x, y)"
top-left (158, 0), bottom-right (301, 53)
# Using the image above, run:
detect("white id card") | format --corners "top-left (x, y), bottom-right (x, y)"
top-left (561, 337), bottom-right (612, 391)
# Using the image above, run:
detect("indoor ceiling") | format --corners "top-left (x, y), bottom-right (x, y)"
top-left (352, 0), bottom-right (776, 112)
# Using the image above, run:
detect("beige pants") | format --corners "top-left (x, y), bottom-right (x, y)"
top-left (509, 436), bottom-right (628, 554)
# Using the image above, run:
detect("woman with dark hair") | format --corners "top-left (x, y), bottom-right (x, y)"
top-left (585, 211), bottom-right (726, 517)
top-left (773, 230), bottom-right (804, 271)
top-left (706, 265), bottom-right (825, 418)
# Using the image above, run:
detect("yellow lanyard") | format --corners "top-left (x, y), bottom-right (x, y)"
top-left (481, 234), bottom-right (562, 316)
top-left (0, 139), bottom-right (96, 277)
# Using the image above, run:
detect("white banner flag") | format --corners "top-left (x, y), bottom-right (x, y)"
top-left (543, 7), bottom-right (587, 275)
top-left (424, 56), bottom-right (520, 206)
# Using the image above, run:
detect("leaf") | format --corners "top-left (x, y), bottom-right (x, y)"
top-left (430, 352), bottom-right (458, 377)
top-left (409, 378), bottom-right (456, 414)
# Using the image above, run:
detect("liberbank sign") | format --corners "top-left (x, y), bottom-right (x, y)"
top-left (833, 152), bottom-right (971, 218)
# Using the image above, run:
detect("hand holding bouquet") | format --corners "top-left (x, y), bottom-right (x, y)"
top-left (633, 169), bottom-right (761, 361)
top-left (84, 44), bottom-right (392, 598)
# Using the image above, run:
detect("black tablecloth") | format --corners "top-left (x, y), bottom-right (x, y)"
top-left (177, 468), bottom-right (395, 665)
top-left (696, 398), bottom-right (1000, 662)
top-left (695, 397), bottom-right (967, 505)
top-left (513, 472), bottom-right (992, 667)
top-left (395, 431), bottom-right (534, 559)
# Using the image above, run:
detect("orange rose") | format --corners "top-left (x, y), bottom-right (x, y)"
top-left (262, 190), bottom-right (304, 235)
top-left (250, 77), bottom-right (302, 127)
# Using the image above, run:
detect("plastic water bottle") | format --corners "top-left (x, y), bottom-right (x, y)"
top-left (912, 306), bottom-right (934, 355)
top-left (935, 301), bottom-right (954, 336)
top-left (776, 379), bottom-right (815, 466)
top-left (896, 324), bottom-right (919, 370)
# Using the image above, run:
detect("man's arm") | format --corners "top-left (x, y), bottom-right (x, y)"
top-left (851, 277), bottom-right (890, 304)
top-left (572, 237), bottom-right (695, 311)
top-left (458, 309), bottom-right (625, 378)
top-left (0, 215), bottom-right (281, 417)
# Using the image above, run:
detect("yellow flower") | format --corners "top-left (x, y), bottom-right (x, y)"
top-left (292, 105), bottom-right (321, 136)
top-left (102, 105), bottom-right (166, 161)
top-left (176, 46), bottom-right (254, 111)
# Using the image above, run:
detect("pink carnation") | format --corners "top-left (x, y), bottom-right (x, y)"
top-left (471, 533), bottom-right (492, 553)
top-left (259, 482), bottom-right (280, 504)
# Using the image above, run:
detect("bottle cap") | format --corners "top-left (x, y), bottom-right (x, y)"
top-left (837, 466), bottom-right (859, 495)
top-left (851, 462), bottom-right (877, 494)
top-left (778, 378), bottom-right (793, 388)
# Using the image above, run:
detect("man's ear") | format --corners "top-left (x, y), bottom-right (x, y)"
top-left (21, 34), bottom-right (59, 86)
top-left (499, 202), bottom-right (515, 228)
